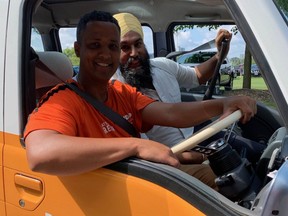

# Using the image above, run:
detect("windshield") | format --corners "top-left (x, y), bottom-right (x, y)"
top-left (178, 51), bottom-right (216, 64)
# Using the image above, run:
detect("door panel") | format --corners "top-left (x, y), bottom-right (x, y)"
top-left (5, 169), bottom-right (44, 211)
top-left (3, 134), bottom-right (205, 215)
top-left (1, 0), bottom-right (10, 215)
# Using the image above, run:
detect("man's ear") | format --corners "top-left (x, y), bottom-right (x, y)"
top-left (74, 41), bottom-right (80, 57)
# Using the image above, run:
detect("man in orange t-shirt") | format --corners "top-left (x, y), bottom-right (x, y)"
top-left (25, 79), bottom-right (154, 138)
top-left (24, 10), bottom-right (257, 187)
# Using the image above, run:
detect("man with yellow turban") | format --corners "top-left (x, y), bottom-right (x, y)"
top-left (113, 12), bottom-right (265, 189)
top-left (113, 12), bottom-right (232, 148)
top-left (114, 12), bottom-right (144, 39)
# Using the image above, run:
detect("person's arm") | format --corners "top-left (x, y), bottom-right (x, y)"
top-left (25, 130), bottom-right (180, 176)
top-left (141, 95), bottom-right (256, 127)
top-left (25, 93), bottom-right (255, 176)
top-left (195, 29), bottom-right (232, 84)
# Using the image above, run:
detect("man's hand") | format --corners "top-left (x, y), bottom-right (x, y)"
top-left (135, 139), bottom-right (180, 168)
top-left (221, 95), bottom-right (257, 124)
top-left (215, 29), bottom-right (232, 59)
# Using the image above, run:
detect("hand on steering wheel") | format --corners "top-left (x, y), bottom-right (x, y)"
top-left (171, 110), bottom-right (242, 155)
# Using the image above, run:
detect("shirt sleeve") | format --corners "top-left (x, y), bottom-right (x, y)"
top-left (111, 81), bottom-right (156, 133)
top-left (151, 58), bottom-right (199, 89)
top-left (23, 87), bottom-right (79, 139)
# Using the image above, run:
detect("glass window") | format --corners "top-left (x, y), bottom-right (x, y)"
top-left (143, 26), bottom-right (154, 57)
top-left (59, 26), bottom-right (154, 55)
top-left (59, 28), bottom-right (79, 74)
top-left (59, 28), bottom-right (76, 50)
top-left (173, 24), bottom-right (274, 108)
top-left (173, 25), bottom-right (245, 60)
top-left (31, 28), bottom-right (44, 51)
top-left (59, 25), bottom-right (154, 69)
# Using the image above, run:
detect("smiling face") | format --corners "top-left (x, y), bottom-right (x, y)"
top-left (118, 31), bottom-right (153, 90)
top-left (74, 20), bottom-right (120, 86)
top-left (119, 31), bottom-right (147, 69)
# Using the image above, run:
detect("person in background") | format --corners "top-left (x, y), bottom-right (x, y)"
top-left (113, 12), bottom-right (266, 166)
top-left (24, 10), bottom-right (256, 190)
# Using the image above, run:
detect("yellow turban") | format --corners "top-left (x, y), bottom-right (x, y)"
top-left (113, 13), bottom-right (143, 39)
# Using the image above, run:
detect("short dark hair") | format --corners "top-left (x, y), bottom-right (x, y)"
top-left (76, 10), bottom-right (120, 43)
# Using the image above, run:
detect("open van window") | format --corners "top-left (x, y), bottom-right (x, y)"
top-left (58, 25), bottom-right (154, 72)
top-left (31, 28), bottom-right (44, 51)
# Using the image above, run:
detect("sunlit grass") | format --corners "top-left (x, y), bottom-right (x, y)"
top-left (224, 75), bottom-right (276, 109)
top-left (233, 76), bottom-right (268, 90)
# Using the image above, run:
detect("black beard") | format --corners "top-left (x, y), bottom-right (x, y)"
top-left (120, 52), bottom-right (153, 90)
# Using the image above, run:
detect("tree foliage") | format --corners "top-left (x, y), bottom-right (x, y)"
top-left (174, 25), bottom-right (239, 35)
top-left (276, 0), bottom-right (288, 16)
top-left (168, 1), bottom-right (288, 90)
top-left (230, 57), bottom-right (242, 66)
top-left (63, 47), bottom-right (79, 66)
top-left (174, 25), bottom-right (220, 33)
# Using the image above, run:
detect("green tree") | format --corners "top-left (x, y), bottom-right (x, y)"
top-left (174, 25), bottom-right (220, 32)
top-left (230, 57), bottom-right (242, 66)
top-left (174, 25), bottom-right (239, 35)
top-left (63, 47), bottom-right (79, 66)
top-left (276, 0), bottom-right (288, 15)
top-left (171, 0), bottom-right (288, 90)
top-left (174, 24), bottom-right (254, 89)
top-left (243, 45), bottom-right (252, 89)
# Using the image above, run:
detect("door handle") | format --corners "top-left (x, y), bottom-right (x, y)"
top-left (14, 173), bottom-right (44, 210)
top-left (15, 174), bottom-right (43, 192)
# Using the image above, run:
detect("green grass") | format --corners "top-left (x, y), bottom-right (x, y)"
top-left (233, 76), bottom-right (268, 90)
top-left (229, 76), bottom-right (277, 109)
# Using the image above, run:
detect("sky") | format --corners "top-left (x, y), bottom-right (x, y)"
top-left (173, 25), bottom-right (246, 59)
top-left (33, 24), bottom-right (246, 60)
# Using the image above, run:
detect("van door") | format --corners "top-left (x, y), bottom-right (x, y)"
top-left (0, 1), bottom-right (9, 215)
top-left (2, 1), bottom-right (46, 215)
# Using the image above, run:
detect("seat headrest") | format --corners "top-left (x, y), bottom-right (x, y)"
top-left (35, 51), bottom-right (74, 89)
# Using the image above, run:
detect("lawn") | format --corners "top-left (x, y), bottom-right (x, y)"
top-left (233, 76), bottom-right (268, 90)
top-left (223, 76), bottom-right (276, 109)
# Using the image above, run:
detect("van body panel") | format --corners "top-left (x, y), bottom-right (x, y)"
top-left (5, 165), bottom-right (204, 215)
top-left (1, 0), bottom-right (10, 215)
top-left (3, 134), bottom-right (204, 215)
top-left (4, 0), bottom-right (22, 135)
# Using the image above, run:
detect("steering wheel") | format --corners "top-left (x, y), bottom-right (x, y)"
top-left (171, 110), bottom-right (242, 155)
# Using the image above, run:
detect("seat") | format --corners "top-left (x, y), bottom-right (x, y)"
top-left (35, 51), bottom-right (74, 100)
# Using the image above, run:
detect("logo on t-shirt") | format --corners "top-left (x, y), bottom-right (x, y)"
top-left (123, 113), bottom-right (132, 121)
top-left (101, 113), bottom-right (133, 134)
top-left (101, 121), bottom-right (115, 134)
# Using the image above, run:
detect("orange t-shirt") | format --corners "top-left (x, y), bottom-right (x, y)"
top-left (24, 80), bottom-right (155, 139)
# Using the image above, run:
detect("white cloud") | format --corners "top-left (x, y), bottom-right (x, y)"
top-left (175, 25), bottom-right (246, 59)
top-left (56, 24), bottom-right (246, 59)
top-left (59, 28), bottom-right (76, 49)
